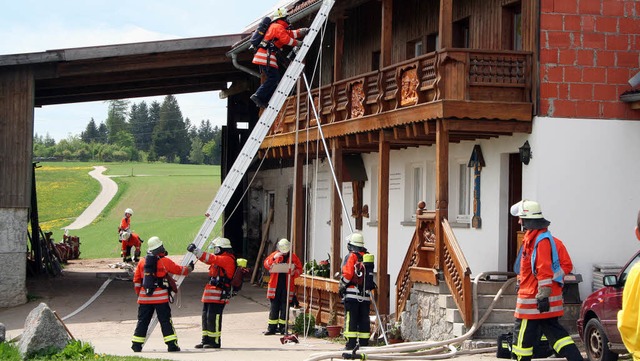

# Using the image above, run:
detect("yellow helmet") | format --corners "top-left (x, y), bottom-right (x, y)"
top-left (147, 236), bottom-right (163, 251)
top-left (272, 7), bottom-right (288, 20)
top-left (347, 233), bottom-right (365, 247)
top-left (277, 238), bottom-right (291, 253)
top-left (510, 199), bottom-right (544, 219)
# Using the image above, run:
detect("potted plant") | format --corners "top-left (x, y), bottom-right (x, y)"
top-left (387, 323), bottom-right (404, 344)
top-left (325, 310), bottom-right (342, 337)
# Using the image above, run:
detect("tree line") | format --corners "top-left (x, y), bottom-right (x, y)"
top-left (33, 95), bottom-right (222, 165)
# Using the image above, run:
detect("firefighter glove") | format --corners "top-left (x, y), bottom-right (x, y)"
top-left (299, 28), bottom-right (309, 37)
top-left (187, 243), bottom-right (198, 253)
top-left (187, 261), bottom-right (195, 272)
top-left (339, 278), bottom-right (348, 298)
top-left (537, 297), bottom-right (550, 313)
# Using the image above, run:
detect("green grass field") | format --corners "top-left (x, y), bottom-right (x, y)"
top-left (35, 162), bottom-right (221, 258)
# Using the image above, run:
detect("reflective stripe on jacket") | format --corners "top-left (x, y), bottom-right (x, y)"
top-left (514, 228), bottom-right (565, 319)
top-left (119, 217), bottom-right (130, 233)
top-left (342, 251), bottom-right (370, 301)
top-left (264, 251), bottom-right (302, 300)
top-left (198, 250), bottom-right (236, 304)
top-left (251, 19), bottom-right (303, 69)
top-left (133, 256), bottom-right (190, 304)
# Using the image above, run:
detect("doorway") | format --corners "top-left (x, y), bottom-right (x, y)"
top-left (507, 153), bottom-right (522, 271)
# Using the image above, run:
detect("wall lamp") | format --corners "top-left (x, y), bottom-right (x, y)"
top-left (519, 141), bottom-right (532, 165)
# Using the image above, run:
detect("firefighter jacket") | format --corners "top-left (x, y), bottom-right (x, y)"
top-left (119, 216), bottom-right (130, 234)
top-left (251, 19), bottom-right (304, 69)
top-left (122, 233), bottom-right (142, 251)
top-left (342, 251), bottom-right (370, 302)
top-left (618, 262), bottom-right (640, 361)
top-left (514, 228), bottom-right (570, 319)
top-left (196, 250), bottom-right (236, 304)
top-left (264, 251), bottom-right (302, 300)
top-left (133, 256), bottom-right (190, 304)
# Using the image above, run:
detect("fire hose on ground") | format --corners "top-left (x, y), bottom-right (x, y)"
top-left (303, 271), bottom-right (517, 361)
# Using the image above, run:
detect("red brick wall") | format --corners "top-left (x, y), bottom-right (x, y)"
top-left (539, 0), bottom-right (640, 119)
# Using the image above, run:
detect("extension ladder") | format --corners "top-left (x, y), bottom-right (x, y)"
top-left (144, 0), bottom-right (335, 343)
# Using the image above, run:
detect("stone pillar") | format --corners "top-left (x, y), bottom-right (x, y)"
top-left (0, 208), bottom-right (28, 307)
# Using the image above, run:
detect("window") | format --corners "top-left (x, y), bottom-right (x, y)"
top-left (451, 162), bottom-right (472, 225)
top-left (453, 17), bottom-right (470, 48)
top-left (406, 38), bottom-right (423, 59)
top-left (264, 191), bottom-right (275, 223)
top-left (372, 50), bottom-right (381, 71)
top-left (502, 2), bottom-right (522, 50)
top-left (405, 163), bottom-right (424, 222)
top-left (426, 33), bottom-right (439, 53)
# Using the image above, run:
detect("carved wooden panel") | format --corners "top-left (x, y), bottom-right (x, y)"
top-left (400, 66), bottom-right (419, 106)
top-left (349, 80), bottom-right (365, 118)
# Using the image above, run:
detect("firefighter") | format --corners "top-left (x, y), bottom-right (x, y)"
top-left (131, 236), bottom-right (193, 353)
top-left (187, 238), bottom-right (236, 349)
top-left (250, 7), bottom-right (309, 108)
top-left (617, 209), bottom-right (640, 361)
top-left (120, 231), bottom-right (143, 263)
top-left (509, 200), bottom-right (583, 361)
top-left (118, 208), bottom-right (133, 240)
top-left (339, 232), bottom-right (375, 351)
top-left (263, 238), bottom-right (302, 335)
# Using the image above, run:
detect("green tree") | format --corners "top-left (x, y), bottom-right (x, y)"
top-left (81, 118), bottom-right (99, 143)
top-left (129, 101), bottom-right (152, 151)
top-left (198, 120), bottom-right (215, 143)
top-left (151, 95), bottom-right (189, 163)
top-left (189, 137), bottom-right (204, 164)
top-left (97, 122), bottom-right (108, 143)
top-left (105, 99), bottom-right (130, 144)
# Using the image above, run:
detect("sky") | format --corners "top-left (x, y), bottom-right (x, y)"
top-left (0, 0), bottom-right (289, 141)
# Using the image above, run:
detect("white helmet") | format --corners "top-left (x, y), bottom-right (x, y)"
top-left (347, 233), bottom-right (365, 248)
top-left (125, 208), bottom-right (134, 215)
top-left (277, 238), bottom-right (291, 253)
top-left (119, 231), bottom-right (131, 241)
top-left (147, 236), bottom-right (163, 252)
top-left (272, 7), bottom-right (288, 20)
top-left (510, 199), bottom-right (544, 219)
top-left (213, 237), bottom-right (232, 249)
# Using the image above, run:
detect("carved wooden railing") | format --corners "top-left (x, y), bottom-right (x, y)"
top-left (268, 49), bottom-right (531, 135)
top-left (294, 274), bottom-right (345, 326)
top-left (395, 202), bottom-right (473, 327)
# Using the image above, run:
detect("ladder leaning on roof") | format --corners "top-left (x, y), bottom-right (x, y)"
top-left (142, 0), bottom-right (336, 345)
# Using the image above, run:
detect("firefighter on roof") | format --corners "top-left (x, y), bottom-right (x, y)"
top-left (118, 208), bottom-right (133, 240)
top-left (119, 231), bottom-right (143, 263)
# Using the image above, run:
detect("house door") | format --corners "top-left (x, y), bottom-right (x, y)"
top-left (507, 153), bottom-right (522, 272)
top-left (287, 186), bottom-right (308, 260)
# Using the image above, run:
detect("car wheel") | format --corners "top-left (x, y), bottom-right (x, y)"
top-left (584, 318), bottom-right (619, 361)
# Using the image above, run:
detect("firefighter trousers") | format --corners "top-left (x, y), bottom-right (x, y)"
top-left (344, 297), bottom-right (371, 350)
top-left (132, 302), bottom-right (179, 348)
top-left (267, 286), bottom-right (289, 333)
top-left (201, 302), bottom-right (225, 347)
top-left (512, 317), bottom-right (584, 361)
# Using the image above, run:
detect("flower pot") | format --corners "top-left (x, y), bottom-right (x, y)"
top-left (388, 338), bottom-right (404, 344)
top-left (326, 325), bottom-right (342, 338)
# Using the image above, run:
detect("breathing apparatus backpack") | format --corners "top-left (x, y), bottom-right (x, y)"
top-left (249, 16), bottom-right (272, 52)
top-left (351, 253), bottom-right (376, 292)
top-left (142, 254), bottom-right (159, 296)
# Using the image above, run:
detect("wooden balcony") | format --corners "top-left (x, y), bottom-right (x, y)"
top-left (259, 48), bottom-right (533, 156)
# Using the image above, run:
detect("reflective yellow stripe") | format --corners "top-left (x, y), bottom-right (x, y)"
top-left (163, 334), bottom-right (177, 342)
top-left (278, 319), bottom-right (287, 325)
top-left (132, 336), bottom-right (145, 343)
top-left (553, 336), bottom-right (575, 352)
top-left (268, 319), bottom-right (279, 325)
top-left (357, 332), bottom-right (370, 338)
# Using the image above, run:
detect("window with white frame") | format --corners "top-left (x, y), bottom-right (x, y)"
top-left (405, 163), bottom-right (424, 222)
top-left (453, 162), bottom-right (472, 224)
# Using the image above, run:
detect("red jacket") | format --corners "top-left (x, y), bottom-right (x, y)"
top-left (196, 250), bottom-right (236, 304)
top-left (514, 228), bottom-right (569, 319)
top-left (121, 233), bottom-right (142, 251)
top-left (252, 19), bottom-right (304, 69)
top-left (118, 216), bottom-right (130, 234)
top-left (133, 256), bottom-right (190, 304)
top-left (341, 251), bottom-right (370, 301)
top-left (264, 251), bottom-right (302, 300)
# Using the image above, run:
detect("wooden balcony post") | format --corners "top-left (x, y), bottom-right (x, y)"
top-left (439, 0), bottom-right (453, 49)
top-left (330, 139), bottom-right (343, 276)
top-left (435, 119), bottom-right (449, 268)
top-left (377, 130), bottom-right (390, 315)
top-left (334, 15), bottom-right (344, 82)
top-left (380, 0), bottom-right (393, 68)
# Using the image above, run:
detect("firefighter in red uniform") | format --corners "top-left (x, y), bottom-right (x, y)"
top-left (250, 7), bottom-right (308, 108)
top-left (510, 200), bottom-right (583, 361)
top-left (263, 238), bottom-right (302, 335)
top-left (339, 233), bottom-right (375, 351)
top-left (120, 231), bottom-right (143, 263)
top-left (118, 208), bottom-right (133, 236)
top-left (187, 237), bottom-right (236, 349)
top-left (131, 236), bottom-right (193, 353)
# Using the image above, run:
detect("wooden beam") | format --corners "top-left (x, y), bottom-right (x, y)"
top-left (408, 267), bottom-right (439, 285)
top-left (334, 16), bottom-right (344, 82)
top-left (377, 130), bottom-right (390, 315)
top-left (380, 0), bottom-right (393, 68)
top-left (435, 119), bottom-right (449, 268)
top-left (439, 0), bottom-right (453, 49)
top-left (330, 139), bottom-right (343, 277)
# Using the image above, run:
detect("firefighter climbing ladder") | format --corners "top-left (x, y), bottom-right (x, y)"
top-left (144, 0), bottom-right (335, 344)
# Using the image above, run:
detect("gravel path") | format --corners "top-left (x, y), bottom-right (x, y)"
top-left (64, 165), bottom-right (118, 230)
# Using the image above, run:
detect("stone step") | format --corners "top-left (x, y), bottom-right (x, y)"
top-left (441, 294), bottom-right (516, 310)
top-left (446, 307), bottom-right (515, 324)
top-left (452, 321), bottom-right (514, 339)
top-left (473, 279), bottom-right (517, 295)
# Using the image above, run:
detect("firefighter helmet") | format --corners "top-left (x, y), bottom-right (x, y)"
top-left (120, 231), bottom-right (131, 241)
top-left (277, 238), bottom-right (290, 253)
top-left (510, 199), bottom-right (544, 219)
top-left (347, 233), bottom-right (365, 248)
top-left (125, 208), bottom-right (134, 215)
top-left (213, 237), bottom-right (232, 249)
top-left (272, 7), bottom-right (288, 20)
top-left (147, 236), bottom-right (163, 251)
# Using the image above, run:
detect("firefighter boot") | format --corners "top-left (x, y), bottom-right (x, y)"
top-left (344, 337), bottom-right (357, 351)
top-left (557, 344), bottom-right (584, 361)
top-left (264, 324), bottom-right (277, 335)
top-left (195, 336), bottom-right (214, 349)
top-left (131, 342), bottom-right (142, 352)
top-left (167, 341), bottom-right (180, 352)
top-left (277, 324), bottom-right (286, 335)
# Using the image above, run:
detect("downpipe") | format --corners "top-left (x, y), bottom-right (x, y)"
top-left (303, 271), bottom-right (517, 361)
